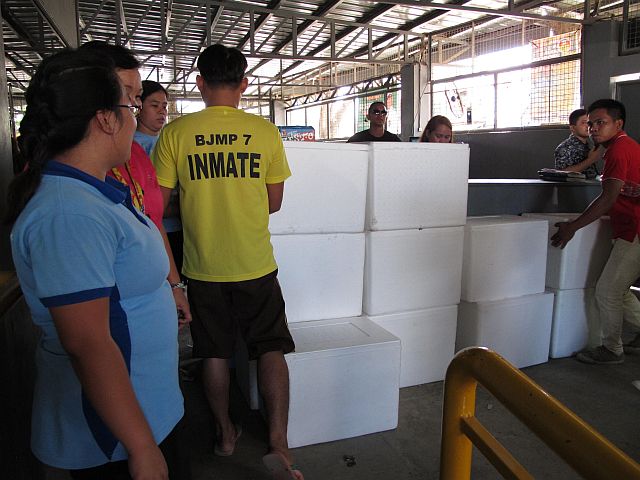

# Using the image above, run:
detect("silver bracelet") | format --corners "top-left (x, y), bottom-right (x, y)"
top-left (170, 281), bottom-right (187, 291)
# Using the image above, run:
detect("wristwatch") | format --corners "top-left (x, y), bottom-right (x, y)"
top-left (170, 281), bottom-right (187, 291)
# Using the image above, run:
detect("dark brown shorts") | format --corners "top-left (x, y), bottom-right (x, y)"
top-left (186, 270), bottom-right (295, 361)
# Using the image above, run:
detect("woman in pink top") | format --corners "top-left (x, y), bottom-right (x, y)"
top-left (110, 141), bottom-right (164, 229)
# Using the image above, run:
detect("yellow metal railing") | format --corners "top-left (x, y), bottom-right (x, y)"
top-left (440, 347), bottom-right (640, 480)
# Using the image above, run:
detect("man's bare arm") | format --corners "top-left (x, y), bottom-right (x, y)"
top-left (266, 182), bottom-right (285, 214)
top-left (550, 178), bottom-right (622, 248)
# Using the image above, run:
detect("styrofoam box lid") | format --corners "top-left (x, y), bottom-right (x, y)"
top-left (522, 212), bottom-right (580, 222)
top-left (523, 212), bottom-right (611, 223)
top-left (546, 286), bottom-right (595, 294)
top-left (465, 215), bottom-right (550, 229)
top-left (283, 141), bottom-right (369, 153)
top-left (368, 142), bottom-right (469, 153)
top-left (463, 291), bottom-right (555, 308)
top-left (366, 304), bottom-right (458, 322)
top-left (289, 317), bottom-right (400, 355)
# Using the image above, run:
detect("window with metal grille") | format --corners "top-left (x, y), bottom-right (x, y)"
top-left (431, 24), bottom-right (582, 130)
top-left (306, 104), bottom-right (328, 139)
top-left (622, 0), bottom-right (640, 53)
top-left (287, 108), bottom-right (306, 127)
top-left (329, 99), bottom-right (356, 139)
top-left (431, 75), bottom-right (495, 130)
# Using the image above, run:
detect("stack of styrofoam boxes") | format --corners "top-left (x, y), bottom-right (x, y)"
top-left (235, 142), bottom-right (401, 448)
top-left (456, 216), bottom-right (554, 368)
top-left (522, 213), bottom-right (612, 358)
top-left (364, 142), bottom-right (470, 388)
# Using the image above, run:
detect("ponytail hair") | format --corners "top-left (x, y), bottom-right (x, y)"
top-left (5, 49), bottom-right (121, 224)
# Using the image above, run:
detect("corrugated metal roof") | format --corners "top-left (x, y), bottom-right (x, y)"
top-left (1, 0), bottom-right (604, 102)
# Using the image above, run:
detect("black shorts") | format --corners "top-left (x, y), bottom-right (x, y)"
top-left (187, 270), bottom-right (295, 361)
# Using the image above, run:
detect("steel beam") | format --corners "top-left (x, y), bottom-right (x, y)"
top-left (34, 0), bottom-right (80, 47)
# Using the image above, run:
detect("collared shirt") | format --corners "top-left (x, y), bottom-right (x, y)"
top-left (107, 142), bottom-right (165, 229)
top-left (10, 161), bottom-right (183, 469)
top-left (554, 134), bottom-right (598, 178)
top-left (601, 132), bottom-right (640, 241)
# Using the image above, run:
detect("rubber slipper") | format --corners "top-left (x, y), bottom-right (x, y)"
top-left (213, 424), bottom-right (242, 456)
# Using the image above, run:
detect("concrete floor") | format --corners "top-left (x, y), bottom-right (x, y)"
top-left (41, 329), bottom-right (640, 480)
top-left (183, 347), bottom-right (640, 480)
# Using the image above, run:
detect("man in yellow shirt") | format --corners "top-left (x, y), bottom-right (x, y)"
top-left (153, 44), bottom-right (302, 479)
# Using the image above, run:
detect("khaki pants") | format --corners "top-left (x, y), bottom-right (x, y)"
top-left (595, 236), bottom-right (640, 355)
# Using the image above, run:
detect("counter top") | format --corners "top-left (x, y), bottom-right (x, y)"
top-left (469, 179), bottom-right (601, 186)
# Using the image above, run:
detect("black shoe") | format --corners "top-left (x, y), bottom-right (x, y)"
top-left (576, 346), bottom-right (624, 365)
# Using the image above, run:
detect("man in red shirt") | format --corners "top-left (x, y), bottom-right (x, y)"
top-left (552, 99), bottom-right (640, 364)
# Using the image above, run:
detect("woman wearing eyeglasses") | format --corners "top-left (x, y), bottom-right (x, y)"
top-left (347, 101), bottom-right (402, 142)
top-left (6, 49), bottom-right (186, 479)
top-left (80, 42), bottom-right (191, 330)
top-left (420, 115), bottom-right (453, 143)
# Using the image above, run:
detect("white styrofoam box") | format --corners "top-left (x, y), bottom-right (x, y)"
top-left (366, 142), bottom-right (469, 231)
top-left (456, 292), bottom-right (554, 368)
top-left (462, 216), bottom-right (549, 302)
top-left (548, 288), bottom-right (599, 358)
top-left (272, 233), bottom-right (365, 322)
top-left (235, 317), bottom-right (401, 447)
top-left (522, 213), bottom-right (612, 289)
top-left (363, 227), bottom-right (464, 315)
top-left (269, 142), bottom-right (369, 234)
top-left (368, 305), bottom-right (458, 387)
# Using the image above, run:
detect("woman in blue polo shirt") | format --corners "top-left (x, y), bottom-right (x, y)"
top-left (6, 50), bottom-right (186, 479)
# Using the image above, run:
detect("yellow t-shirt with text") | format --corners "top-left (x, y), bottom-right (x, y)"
top-left (153, 106), bottom-right (291, 282)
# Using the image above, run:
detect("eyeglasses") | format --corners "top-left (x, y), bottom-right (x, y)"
top-left (116, 104), bottom-right (141, 115)
top-left (371, 109), bottom-right (387, 115)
